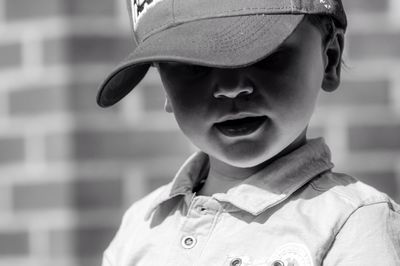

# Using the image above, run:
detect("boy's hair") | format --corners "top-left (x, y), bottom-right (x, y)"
top-left (307, 15), bottom-right (343, 45)
top-left (306, 15), bottom-right (346, 68)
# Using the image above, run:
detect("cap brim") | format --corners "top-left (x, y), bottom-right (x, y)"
top-left (97, 14), bottom-right (305, 107)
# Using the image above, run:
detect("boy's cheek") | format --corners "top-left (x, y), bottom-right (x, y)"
top-left (163, 83), bottom-right (213, 105)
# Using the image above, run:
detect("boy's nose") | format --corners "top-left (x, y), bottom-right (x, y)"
top-left (213, 85), bottom-right (254, 99)
top-left (212, 69), bottom-right (254, 99)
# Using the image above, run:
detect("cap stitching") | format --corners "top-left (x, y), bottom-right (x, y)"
top-left (136, 15), bottom-right (276, 55)
top-left (177, 6), bottom-right (293, 21)
top-left (202, 16), bottom-right (251, 46)
top-left (171, 0), bottom-right (176, 23)
top-left (140, 6), bottom-right (293, 42)
top-left (134, 15), bottom-right (300, 64)
top-left (137, 4), bottom-right (344, 42)
top-left (203, 16), bottom-right (277, 52)
top-left (210, 16), bottom-right (249, 41)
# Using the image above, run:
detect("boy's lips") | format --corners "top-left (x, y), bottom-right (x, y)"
top-left (214, 116), bottom-right (268, 137)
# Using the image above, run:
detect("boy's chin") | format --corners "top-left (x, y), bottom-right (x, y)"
top-left (216, 150), bottom-right (278, 169)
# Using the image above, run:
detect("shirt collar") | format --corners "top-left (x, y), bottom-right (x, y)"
top-left (146, 138), bottom-right (334, 217)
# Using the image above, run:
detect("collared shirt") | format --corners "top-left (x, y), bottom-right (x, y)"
top-left (102, 138), bottom-right (400, 266)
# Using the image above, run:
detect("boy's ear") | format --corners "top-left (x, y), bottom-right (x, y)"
top-left (322, 30), bottom-right (344, 92)
top-left (164, 97), bottom-right (173, 113)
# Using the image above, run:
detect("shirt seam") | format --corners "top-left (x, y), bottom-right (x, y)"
top-left (321, 201), bottom-right (392, 263)
top-left (310, 180), bottom-right (390, 209)
top-left (196, 209), bottom-right (223, 265)
top-left (388, 207), bottom-right (400, 260)
top-left (310, 180), bottom-right (357, 208)
top-left (250, 170), bottom-right (329, 215)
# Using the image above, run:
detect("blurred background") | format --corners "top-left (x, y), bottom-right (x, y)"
top-left (0, 0), bottom-right (399, 265)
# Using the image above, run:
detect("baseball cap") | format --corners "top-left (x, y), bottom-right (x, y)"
top-left (97, 0), bottom-right (347, 107)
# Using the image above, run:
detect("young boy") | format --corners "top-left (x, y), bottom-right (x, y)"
top-left (97, 0), bottom-right (400, 265)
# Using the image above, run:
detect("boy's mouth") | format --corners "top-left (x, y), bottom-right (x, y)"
top-left (214, 116), bottom-right (267, 137)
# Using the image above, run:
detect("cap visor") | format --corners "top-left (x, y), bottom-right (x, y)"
top-left (97, 14), bottom-right (305, 107)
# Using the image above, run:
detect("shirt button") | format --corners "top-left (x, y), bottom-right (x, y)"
top-left (272, 260), bottom-right (285, 266)
top-left (181, 235), bottom-right (196, 249)
top-left (197, 206), bottom-right (207, 213)
top-left (230, 258), bottom-right (242, 266)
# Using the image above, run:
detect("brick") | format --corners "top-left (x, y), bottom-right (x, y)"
top-left (348, 125), bottom-right (400, 151)
top-left (141, 69), bottom-right (166, 111)
top-left (5, 0), bottom-right (115, 21)
top-left (307, 126), bottom-right (324, 139)
top-left (146, 175), bottom-right (173, 193)
top-left (5, 0), bottom-right (60, 20)
top-left (13, 182), bottom-right (71, 211)
top-left (67, 83), bottom-right (102, 112)
top-left (63, 0), bottom-right (116, 17)
top-left (142, 83), bottom-right (166, 111)
top-left (351, 171), bottom-right (398, 200)
top-left (0, 43), bottom-right (22, 69)
top-left (0, 186), bottom-right (10, 211)
top-left (72, 130), bottom-right (190, 159)
top-left (43, 36), bottom-right (133, 65)
top-left (319, 80), bottom-right (390, 106)
top-left (348, 33), bottom-right (400, 60)
top-left (73, 179), bottom-right (123, 209)
top-left (0, 231), bottom-right (29, 256)
top-left (45, 134), bottom-right (73, 161)
top-left (50, 227), bottom-right (115, 257)
top-left (9, 83), bottom-right (105, 116)
top-left (0, 137), bottom-right (25, 164)
top-left (9, 86), bottom-right (68, 116)
top-left (46, 130), bottom-right (191, 160)
top-left (13, 179), bottom-right (123, 211)
top-left (343, 0), bottom-right (389, 13)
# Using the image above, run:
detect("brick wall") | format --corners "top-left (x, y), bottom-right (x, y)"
top-left (314, 0), bottom-right (400, 202)
top-left (0, 0), bottom-right (399, 265)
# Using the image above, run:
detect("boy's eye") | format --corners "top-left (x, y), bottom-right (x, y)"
top-left (179, 65), bottom-right (210, 77)
top-left (160, 63), bottom-right (211, 78)
top-left (254, 50), bottom-right (289, 70)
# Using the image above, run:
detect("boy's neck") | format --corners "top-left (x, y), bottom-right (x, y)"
top-left (197, 130), bottom-right (308, 196)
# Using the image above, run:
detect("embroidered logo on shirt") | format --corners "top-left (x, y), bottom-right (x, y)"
top-left (131, 0), bottom-right (165, 29)
top-left (267, 243), bottom-right (313, 266)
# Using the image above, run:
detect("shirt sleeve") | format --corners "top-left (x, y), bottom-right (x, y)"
top-left (323, 202), bottom-right (400, 266)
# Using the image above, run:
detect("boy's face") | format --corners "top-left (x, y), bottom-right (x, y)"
top-left (157, 18), bottom-right (332, 168)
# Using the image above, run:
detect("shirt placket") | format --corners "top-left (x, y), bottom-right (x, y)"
top-left (169, 195), bottom-right (222, 266)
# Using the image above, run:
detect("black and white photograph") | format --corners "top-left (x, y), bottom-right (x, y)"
top-left (0, 0), bottom-right (399, 265)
